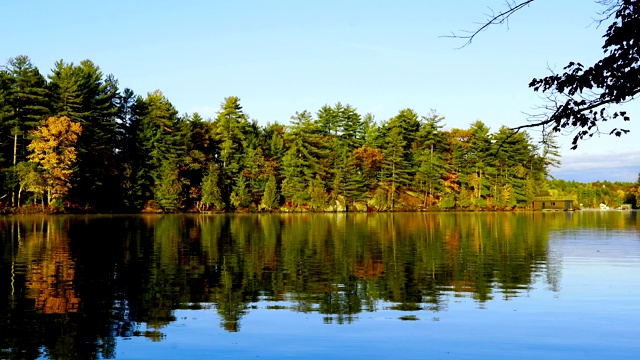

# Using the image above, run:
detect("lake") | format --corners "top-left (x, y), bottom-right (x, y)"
top-left (1, 211), bottom-right (639, 359)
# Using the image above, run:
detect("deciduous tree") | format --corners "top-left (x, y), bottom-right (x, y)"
top-left (27, 116), bottom-right (82, 204)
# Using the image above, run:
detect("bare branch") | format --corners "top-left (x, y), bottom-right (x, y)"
top-left (442, 0), bottom-right (535, 47)
top-left (592, 0), bottom-right (624, 27)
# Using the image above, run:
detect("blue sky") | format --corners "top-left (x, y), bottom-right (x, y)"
top-left (2, 0), bottom-right (638, 182)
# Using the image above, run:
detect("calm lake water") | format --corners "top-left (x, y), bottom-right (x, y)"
top-left (1, 211), bottom-right (639, 359)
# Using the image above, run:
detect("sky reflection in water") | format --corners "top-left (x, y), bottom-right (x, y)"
top-left (0, 212), bottom-right (638, 359)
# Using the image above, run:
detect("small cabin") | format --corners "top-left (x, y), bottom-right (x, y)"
top-left (620, 204), bottom-right (632, 211)
top-left (532, 197), bottom-right (574, 211)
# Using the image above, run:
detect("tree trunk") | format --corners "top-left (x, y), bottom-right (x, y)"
top-left (12, 133), bottom-right (17, 207)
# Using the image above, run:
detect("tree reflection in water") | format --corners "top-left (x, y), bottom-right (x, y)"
top-left (0, 212), bottom-right (571, 358)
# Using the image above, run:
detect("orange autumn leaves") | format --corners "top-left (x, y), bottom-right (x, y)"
top-left (27, 116), bottom-right (82, 201)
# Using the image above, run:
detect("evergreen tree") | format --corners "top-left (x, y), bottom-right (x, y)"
top-left (0, 69), bottom-right (12, 200)
top-left (316, 103), bottom-right (364, 201)
top-left (48, 60), bottom-right (120, 209)
top-left (133, 90), bottom-right (184, 210)
top-left (230, 173), bottom-right (251, 209)
top-left (413, 111), bottom-right (449, 207)
top-left (381, 126), bottom-right (410, 210)
top-left (201, 164), bottom-right (225, 210)
top-left (264, 122), bottom-right (285, 163)
top-left (491, 126), bottom-right (536, 208)
top-left (0, 69), bottom-right (13, 125)
top-left (48, 60), bottom-right (83, 121)
top-left (212, 96), bottom-right (249, 208)
top-left (115, 88), bottom-right (141, 209)
top-left (308, 177), bottom-right (329, 210)
top-left (178, 112), bottom-right (212, 208)
top-left (362, 113), bottom-right (380, 147)
top-left (388, 108), bottom-right (420, 159)
top-left (154, 161), bottom-right (182, 212)
top-left (2, 56), bottom-right (49, 206)
top-left (317, 104), bottom-right (339, 136)
top-left (467, 121), bottom-right (494, 205)
top-left (242, 145), bottom-right (270, 205)
top-left (457, 187), bottom-right (473, 208)
top-left (214, 96), bottom-right (248, 172)
top-left (445, 128), bottom-right (472, 194)
top-left (338, 104), bottom-right (365, 151)
top-left (281, 110), bottom-right (327, 207)
top-left (260, 174), bottom-right (279, 210)
top-left (331, 146), bottom-right (367, 211)
top-left (541, 131), bottom-right (562, 177)
top-left (280, 149), bottom-right (309, 207)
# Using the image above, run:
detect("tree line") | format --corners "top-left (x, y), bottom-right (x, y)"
top-left (0, 55), bottom-right (635, 212)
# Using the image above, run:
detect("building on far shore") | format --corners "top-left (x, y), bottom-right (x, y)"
top-left (620, 204), bottom-right (632, 211)
top-left (532, 197), bottom-right (575, 211)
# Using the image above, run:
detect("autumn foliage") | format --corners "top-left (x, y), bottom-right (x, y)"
top-left (27, 116), bottom-right (82, 204)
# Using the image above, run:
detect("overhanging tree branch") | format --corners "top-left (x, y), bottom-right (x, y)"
top-left (449, 0), bottom-right (638, 149)
top-left (443, 0), bottom-right (535, 47)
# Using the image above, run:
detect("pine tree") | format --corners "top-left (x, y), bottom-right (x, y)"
top-left (362, 113), bottom-right (380, 147)
top-left (0, 69), bottom-right (15, 145)
top-left (179, 112), bottom-right (215, 209)
top-left (381, 126), bottom-right (410, 210)
top-left (242, 146), bottom-right (270, 205)
top-left (413, 111), bottom-right (449, 207)
top-left (316, 104), bottom-right (339, 136)
top-left (154, 161), bottom-right (182, 212)
top-left (214, 96), bottom-right (248, 173)
top-left (0, 69), bottom-right (12, 199)
top-left (260, 174), bottom-right (279, 210)
top-left (467, 121), bottom-right (493, 203)
top-left (331, 146), bottom-right (367, 211)
top-left (2, 56), bottom-right (49, 206)
top-left (491, 126), bottom-right (537, 208)
top-left (212, 96), bottom-right (250, 208)
top-left (541, 131), bottom-right (562, 177)
top-left (133, 90), bottom-right (184, 210)
top-left (48, 60), bottom-right (120, 209)
top-left (308, 177), bottom-right (329, 210)
top-left (338, 104), bottom-right (364, 151)
top-left (280, 110), bottom-right (327, 207)
top-left (230, 173), bottom-right (251, 209)
top-left (115, 88), bottom-right (141, 209)
top-left (388, 108), bottom-right (420, 162)
top-left (201, 164), bottom-right (225, 210)
top-left (281, 148), bottom-right (309, 207)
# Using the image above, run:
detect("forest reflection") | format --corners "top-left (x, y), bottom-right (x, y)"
top-left (0, 212), bottom-right (575, 358)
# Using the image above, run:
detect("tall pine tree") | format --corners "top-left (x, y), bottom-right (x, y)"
top-left (48, 60), bottom-right (119, 209)
top-left (2, 56), bottom-right (49, 206)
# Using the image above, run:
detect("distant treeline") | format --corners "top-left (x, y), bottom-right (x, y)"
top-left (0, 55), bottom-right (637, 212)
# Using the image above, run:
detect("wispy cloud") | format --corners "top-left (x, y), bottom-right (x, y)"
top-left (551, 151), bottom-right (640, 182)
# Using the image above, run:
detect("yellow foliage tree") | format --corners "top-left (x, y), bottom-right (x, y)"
top-left (27, 116), bottom-right (82, 205)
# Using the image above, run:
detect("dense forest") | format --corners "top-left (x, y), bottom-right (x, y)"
top-left (0, 55), bottom-right (637, 213)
